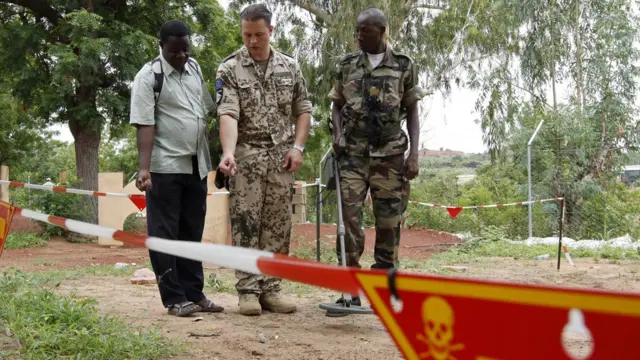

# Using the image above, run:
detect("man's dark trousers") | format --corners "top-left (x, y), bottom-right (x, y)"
top-left (146, 156), bottom-right (207, 308)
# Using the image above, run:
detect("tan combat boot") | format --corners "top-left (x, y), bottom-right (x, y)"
top-left (238, 293), bottom-right (262, 316)
top-left (259, 292), bottom-right (297, 314)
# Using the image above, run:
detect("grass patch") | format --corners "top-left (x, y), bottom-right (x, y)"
top-left (290, 235), bottom-right (339, 264)
top-left (4, 232), bottom-right (47, 250)
top-left (206, 272), bottom-right (236, 293)
top-left (18, 262), bottom-right (154, 287)
top-left (0, 269), bottom-right (183, 359)
top-left (424, 239), bottom-right (640, 266)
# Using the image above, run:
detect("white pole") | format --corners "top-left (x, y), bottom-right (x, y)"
top-left (527, 120), bottom-right (545, 239)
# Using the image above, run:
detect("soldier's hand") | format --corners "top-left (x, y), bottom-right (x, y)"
top-left (283, 148), bottom-right (303, 172)
top-left (136, 170), bottom-right (152, 192)
top-left (405, 153), bottom-right (419, 180)
top-left (218, 153), bottom-right (236, 177)
top-left (332, 133), bottom-right (344, 155)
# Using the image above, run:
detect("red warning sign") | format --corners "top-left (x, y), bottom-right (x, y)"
top-left (446, 207), bottom-right (463, 219)
top-left (129, 195), bottom-right (146, 211)
top-left (354, 271), bottom-right (640, 360)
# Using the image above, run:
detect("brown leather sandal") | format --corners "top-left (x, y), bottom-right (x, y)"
top-left (197, 299), bottom-right (224, 313)
top-left (167, 301), bottom-right (201, 317)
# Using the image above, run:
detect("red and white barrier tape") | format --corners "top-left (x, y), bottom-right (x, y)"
top-left (2, 179), bottom-right (563, 220)
top-left (0, 179), bottom-right (318, 211)
top-left (12, 204), bottom-right (361, 295)
top-left (409, 197), bottom-right (563, 218)
top-left (409, 197), bottom-right (563, 209)
top-left (0, 179), bottom-right (317, 198)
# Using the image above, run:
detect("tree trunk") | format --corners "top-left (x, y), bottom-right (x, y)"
top-left (574, 0), bottom-right (584, 115)
top-left (69, 118), bottom-right (100, 224)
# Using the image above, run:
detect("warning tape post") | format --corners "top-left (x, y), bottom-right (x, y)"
top-left (2, 201), bottom-right (640, 359)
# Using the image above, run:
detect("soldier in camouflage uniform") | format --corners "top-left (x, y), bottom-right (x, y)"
top-left (215, 4), bottom-right (313, 316)
top-left (329, 8), bottom-right (425, 306)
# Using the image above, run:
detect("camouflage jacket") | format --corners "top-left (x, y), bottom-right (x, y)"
top-left (329, 45), bottom-right (426, 157)
top-left (215, 45), bottom-right (312, 161)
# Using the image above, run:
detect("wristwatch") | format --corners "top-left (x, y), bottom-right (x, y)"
top-left (293, 144), bottom-right (304, 154)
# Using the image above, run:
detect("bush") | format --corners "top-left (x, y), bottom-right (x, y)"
top-left (8, 175), bottom-right (92, 240)
top-left (4, 232), bottom-right (47, 250)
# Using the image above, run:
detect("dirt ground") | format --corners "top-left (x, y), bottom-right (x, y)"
top-left (3, 214), bottom-right (461, 272)
top-left (3, 215), bottom-right (640, 359)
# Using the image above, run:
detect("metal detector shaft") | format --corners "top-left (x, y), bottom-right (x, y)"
top-left (333, 155), bottom-right (352, 304)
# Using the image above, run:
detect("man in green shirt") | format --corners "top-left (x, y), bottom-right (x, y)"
top-left (130, 19), bottom-right (223, 317)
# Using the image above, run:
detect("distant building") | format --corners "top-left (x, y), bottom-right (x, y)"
top-left (620, 165), bottom-right (640, 185)
top-left (456, 174), bottom-right (476, 185)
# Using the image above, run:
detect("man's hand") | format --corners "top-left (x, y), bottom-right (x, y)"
top-left (136, 170), bottom-right (152, 191)
top-left (404, 153), bottom-right (419, 180)
top-left (283, 148), bottom-right (303, 172)
top-left (218, 153), bottom-right (236, 176)
top-left (332, 132), bottom-right (345, 156)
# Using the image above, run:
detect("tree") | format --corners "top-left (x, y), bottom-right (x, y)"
top-left (0, 0), bottom-right (241, 222)
top-left (0, 86), bottom-right (49, 169)
top-left (230, 0), bottom-right (506, 116)
top-left (468, 0), bottom-right (640, 232)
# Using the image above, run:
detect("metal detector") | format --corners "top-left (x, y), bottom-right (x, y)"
top-left (318, 153), bottom-right (373, 317)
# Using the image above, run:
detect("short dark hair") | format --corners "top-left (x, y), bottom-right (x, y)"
top-left (159, 20), bottom-right (190, 44)
top-left (240, 3), bottom-right (272, 26)
top-left (359, 7), bottom-right (387, 29)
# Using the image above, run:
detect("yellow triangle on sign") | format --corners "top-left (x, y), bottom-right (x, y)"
top-left (354, 272), bottom-right (421, 360)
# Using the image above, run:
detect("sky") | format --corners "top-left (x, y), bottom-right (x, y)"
top-left (48, 1), bottom-right (491, 154)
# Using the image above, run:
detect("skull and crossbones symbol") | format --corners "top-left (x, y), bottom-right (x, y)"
top-left (416, 296), bottom-right (464, 360)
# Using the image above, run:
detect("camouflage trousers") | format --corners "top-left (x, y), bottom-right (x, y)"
top-left (337, 153), bottom-right (410, 269)
top-left (228, 149), bottom-right (294, 294)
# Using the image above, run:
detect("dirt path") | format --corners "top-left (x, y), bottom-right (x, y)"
top-left (5, 215), bottom-right (640, 359)
top-left (50, 257), bottom-right (640, 360)
top-left (58, 273), bottom-right (404, 360)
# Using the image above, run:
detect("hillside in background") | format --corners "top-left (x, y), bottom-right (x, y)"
top-left (418, 148), bottom-right (490, 178)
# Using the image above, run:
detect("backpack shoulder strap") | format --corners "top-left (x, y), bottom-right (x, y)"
top-left (187, 58), bottom-right (204, 84)
top-left (151, 57), bottom-right (163, 103)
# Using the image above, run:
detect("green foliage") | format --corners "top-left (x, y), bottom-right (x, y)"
top-left (4, 232), bottom-right (47, 250)
top-left (99, 127), bottom-right (139, 182)
top-left (33, 191), bottom-right (89, 238)
top-left (8, 141), bottom-right (76, 185)
top-left (405, 153), bottom-right (638, 240)
top-left (9, 173), bottom-right (91, 240)
top-left (0, 269), bottom-right (182, 359)
top-left (571, 186), bottom-right (640, 240)
top-left (0, 0), bottom-right (243, 225)
top-left (123, 214), bottom-right (147, 234)
top-left (0, 84), bottom-right (49, 168)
